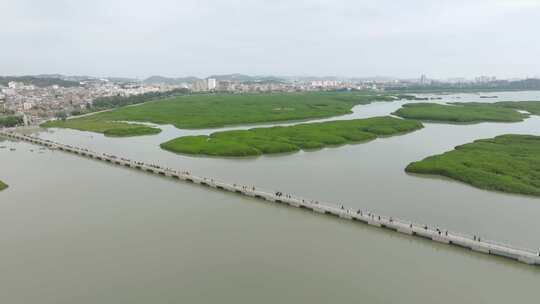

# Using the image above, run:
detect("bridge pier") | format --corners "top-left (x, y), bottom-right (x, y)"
top-left (339, 213), bottom-right (353, 220)
top-left (253, 194), bottom-right (265, 200)
top-left (313, 207), bottom-right (326, 214)
top-left (518, 256), bottom-right (538, 265)
top-left (432, 236), bottom-right (450, 244)
top-left (288, 201), bottom-right (300, 207)
top-left (368, 220), bottom-right (382, 227)
top-left (471, 245), bottom-right (490, 254)
top-left (397, 227), bottom-right (413, 235)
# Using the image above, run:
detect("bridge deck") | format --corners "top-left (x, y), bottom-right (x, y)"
top-left (2, 130), bottom-right (539, 266)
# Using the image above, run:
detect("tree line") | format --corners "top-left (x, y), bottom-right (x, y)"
top-left (87, 88), bottom-right (190, 112)
top-left (0, 115), bottom-right (24, 127)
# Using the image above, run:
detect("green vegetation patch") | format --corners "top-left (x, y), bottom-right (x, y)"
top-left (495, 101), bottom-right (540, 115)
top-left (393, 102), bottom-right (528, 123)
top-left (406, 134), bottom-right (540, 197)
top-left (0, 180), bottom-right (7, 191)
top-left (87, 88), bottom-right (189, 112)
top-left (0, 115), bottom-right (24, 128)
top-left (41, 119), bottom-right (161, 137)
top-left (42, 92), bottom-right (399, 135)
top-left (160, 116), bottom-right (423, 157)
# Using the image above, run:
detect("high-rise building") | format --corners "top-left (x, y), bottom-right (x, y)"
top-left (207, 78), bottom-right (217, 91)
top-left (22, 102), bottom-right (33, 111)
top-left (475, 76), bottom-right (497, 83)
top-left (192, 79), bottom-right (208, 92)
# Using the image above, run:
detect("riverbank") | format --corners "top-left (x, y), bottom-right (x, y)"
top-left (406, 134), bottom-right (540, 197)
top-left (160, 116), bottom-right (423, 157)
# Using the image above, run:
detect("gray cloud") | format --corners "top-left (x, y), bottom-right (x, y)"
top-left (1, 0), bottom-right (539, 78)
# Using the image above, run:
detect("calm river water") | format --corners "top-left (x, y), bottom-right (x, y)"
top-left (1, 91), bottom-right (540, 303)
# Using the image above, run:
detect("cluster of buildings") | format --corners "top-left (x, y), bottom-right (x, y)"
top-left (189, 78), bottom-right (380, 93)
top-left (191, 78), bottom-right (217, 92)
top-left (0, 76), bottom-right (387, 126)
top-left (187, 74), bottom-right (509, 93)
top-left (0, 80), bottom-right (178, 125)
top-left (474, 76), bottom-right (498, 83)
top-left (2, 73), bottom-right (532, 127)
top-left (378, 74), bottom-right (506, 89)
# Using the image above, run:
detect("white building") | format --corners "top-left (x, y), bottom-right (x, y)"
top-left (475, 76), bottom-right (497, 83)
top-left (311, 80), bottom-right (339, 88)
top-left (207, 78), bottom-right (217, 90)
top-left (8, 81), bottom-right (21, 89)
top-left (192, 79), bottom-right (209, 92)
top-left (22, 102), bottom-right (33, 111)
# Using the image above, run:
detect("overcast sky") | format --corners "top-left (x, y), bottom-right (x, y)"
top-left (1, 0), bottom-right (539, 79)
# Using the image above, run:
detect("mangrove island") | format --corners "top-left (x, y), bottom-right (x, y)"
top-left (160, 116), bottom-right (423, 157)
top-left (41, 92), bottom-right (403, 136)
top-left (406, 134), bottom-right (540, 197)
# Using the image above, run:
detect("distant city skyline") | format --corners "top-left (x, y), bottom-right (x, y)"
top-left (1, 0), bottom-right (539, 79)
top-left (1, 73), bottom-right (536, 83)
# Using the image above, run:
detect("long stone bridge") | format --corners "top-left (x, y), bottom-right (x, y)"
top-left (2, 129), bottom-right (539, 266)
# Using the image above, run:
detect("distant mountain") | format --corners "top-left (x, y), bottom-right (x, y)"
top-left (0, 76), bottom-right (81, 87)
top-left (105, 77), bottom-right (140, 83)
top-left (143, 75), bottom-right (200, 85)
top-left (207, 74), bottom-right (254, 82)
top-left (349, 76), bottom-right (400, 82)
top-left (207, 74), bottom-right (287, 83)
top-left (35, 74), bottom-right (66, 79)
top-left (284, 76), bottom-right (399, 82)
top-left (34, 74), bottom-right (141, 84)
top-left (35, 74), bottom-right (99, 82)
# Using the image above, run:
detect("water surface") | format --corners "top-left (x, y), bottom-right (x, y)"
top-left (1, 91), bottom-right (540, 303)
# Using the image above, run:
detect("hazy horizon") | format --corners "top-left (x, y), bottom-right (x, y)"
top-left (1, 73), bottom-right (536, 82)
top-left (2, 0), bottom-right (539, 79)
